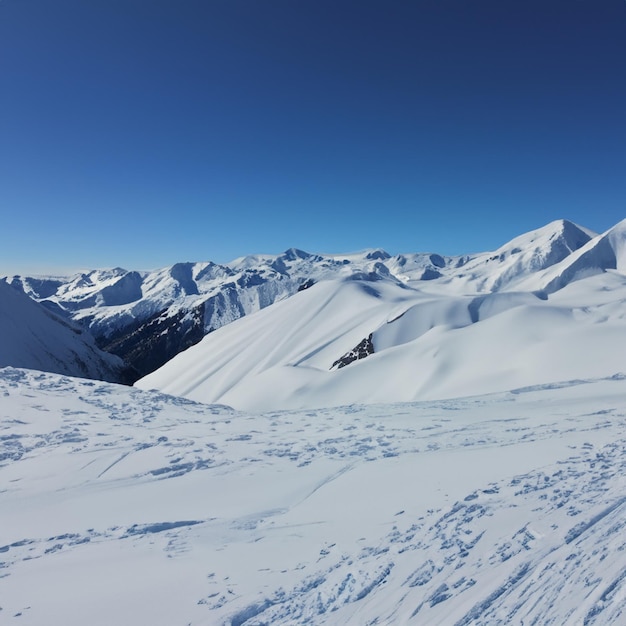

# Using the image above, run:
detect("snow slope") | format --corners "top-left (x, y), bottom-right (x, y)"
top-left (6, 219), bottom-right (597, 379)
top-left (3, 368), bottom-right (626, 625)
top-left (137, 262), bottom-right (626, 411)
top-left (5, 251), bottom-right (396, 378)
top-left (522, 218), bottom-right (626, 294)
top-left (410, 218), bottom-right (595, 293)
top-left (0, 281), bottom-right (127, 382)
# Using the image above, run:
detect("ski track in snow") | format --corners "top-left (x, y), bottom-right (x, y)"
top-left (2, 368), bottom-right (626, 625)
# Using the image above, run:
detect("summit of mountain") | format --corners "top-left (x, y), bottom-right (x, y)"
top-left (5, 219), bottom-right (620, 383)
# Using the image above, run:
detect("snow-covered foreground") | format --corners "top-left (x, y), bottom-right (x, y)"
top-left (3, 369), bottom-right (626, 624)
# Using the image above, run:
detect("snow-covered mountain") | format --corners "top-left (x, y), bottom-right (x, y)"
top-left (0, 280), bottom-right (129, 383)
top-left (523, 218), bottom-right (626, 294)
top-left (5, 219), bottom-right (600, 381)
top-left (3, 367), bottom-right (626, 624)
top-left (4, 218), bottom-right (626, 625)
top-left (137, 220), bottom-right (626, 411)
top-left (6, 250), bottom-right (397, 379)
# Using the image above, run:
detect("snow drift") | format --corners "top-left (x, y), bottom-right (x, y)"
top-left (138, 220), bottom-right (626, 411)
top-left (6, 219), bottom-right (602, 380)
top-left (3, 368), bottom-right (626, 625)
top-left (0, 280), bottom-right (128, 382)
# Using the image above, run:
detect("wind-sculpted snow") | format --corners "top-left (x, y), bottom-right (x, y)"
top-left (3, 367), bottom-right (626, 624)
top-left (6, 219), bottom-right (610, 381)
top-left (531, 218), bottom-right (626, 295)
top-left (133, 220), bottom-right (626, 410)
top-left (0, 282), bottom-right (128, 383)
top-left (139, 268), bottom-right (626, 411)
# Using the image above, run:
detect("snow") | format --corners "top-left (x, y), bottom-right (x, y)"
top-left (431, 218), bottom-right (594, 293)
top-left (3, 368), bottom-right (626, 624)
top-left (5, 219), bottom-right (599, 382)
top-left (137, 262), bottom-right (626, 412)
top-left (0, 281), bottom-right (125, 382)
top-left (527, 218), bottom-right (626, 295)
top-left (4, 219), bottom-right (626, 624)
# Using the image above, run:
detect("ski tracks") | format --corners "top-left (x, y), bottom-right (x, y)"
top-left (221, 438), bottom-right (626, 625)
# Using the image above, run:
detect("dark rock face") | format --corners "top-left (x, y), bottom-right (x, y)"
top-left (169, 263), bottom-right (199, 296)
top-left (10, 276), bottom-right (63, 299)
top-left (298, 279), bottom-right (316, 292)
top-left (95, 305), bottom-right (206, 382)
top-left (99, 271), bottom-right (144, 306)
top-left (236, 271), bottom-right (266, 288)
top-left (331, 334), bottom-right (374, 370)
top-left (429, 254), bottom-right (446, 268)
top-left (420, 268), bottom-right (442, 281)
top-left (366, 249), bottom-right (391, 261)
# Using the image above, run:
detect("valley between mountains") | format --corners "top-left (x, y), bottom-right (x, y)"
top-left (2, 218), bottom-right (626, 624)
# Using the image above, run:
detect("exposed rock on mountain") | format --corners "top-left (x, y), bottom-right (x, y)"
top-left (136, 220), bottom-right (626, 412)
top-left (331, 333), bottom-right (374, 369)
top-left (7, 219), bottom-right (614, 385)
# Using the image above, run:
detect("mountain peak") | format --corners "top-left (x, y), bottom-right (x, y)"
top-left (365, 249), bottom-right (391, 261)
top-left (10, 217), bottom-right (622, 384)
top-left (281, 248), bottom-right (312, 261)
top-left (523, 218), bottom-right (626, 294)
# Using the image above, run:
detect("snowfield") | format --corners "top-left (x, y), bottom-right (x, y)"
top-left (6, 218), bottom-right (617, 381)
top-left (0, 282), bottom-right (126, 383)
top-left (135, 220), bottom-right (626, 412)
top-left (3, 218), bottom-right (626, 624)
top-left (2, 368), bottom-right (626, 625)
top-left (137, 268), bottom-right (626, 413)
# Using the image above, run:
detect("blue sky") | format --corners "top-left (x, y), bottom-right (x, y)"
top-left (1, 0), bottom-right (625, 274)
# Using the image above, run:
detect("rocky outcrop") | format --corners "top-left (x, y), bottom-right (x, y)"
top-left (331, 334), bottom-right (374, 370)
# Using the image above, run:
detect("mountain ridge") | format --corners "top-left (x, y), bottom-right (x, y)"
top-left (0, 281), bottom-right (129, 383)
top-left (6, 218), bottom-right (623, 385)
top-left (136, 219), bottom-right (626, 411)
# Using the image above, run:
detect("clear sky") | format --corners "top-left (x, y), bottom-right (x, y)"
top-left (1, 0), bottom-right (625, 275)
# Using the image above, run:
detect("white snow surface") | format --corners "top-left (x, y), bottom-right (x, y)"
top-left (137, 219), bottom-right (626, 412)
top-left (4, 218), bottom-right (626, 625)
top-left (3, 367), bottom-right (626, 625)
top-left (4, 219), bottom-right (598, 354)
top-left (0, 281), bottom-right (125, 382)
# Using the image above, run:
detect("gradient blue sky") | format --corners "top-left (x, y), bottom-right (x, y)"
top-left (1, 0), bottom-right (625, 275)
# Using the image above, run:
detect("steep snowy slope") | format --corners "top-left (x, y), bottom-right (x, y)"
top-left (139, 278), bottom-right (416, 409)
top-left (6, 250), bottom-right (395, 378)
top-left (4, 368), bottom-right (626, 625)
top-left (6, 219), bottom-right (597, 380)
top-left (518, 218), bottom-right (626, 294)
top-left (370, 219), bottom-right (595, 292)
top-left (138, 265), bottom-right (626, 411)
top-left (0, 281), bottom-right (127, 382)
top-left (432, 218), bottom-right (595, 292)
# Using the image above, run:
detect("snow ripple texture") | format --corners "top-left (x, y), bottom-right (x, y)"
top-left (2, 367), bottom-right (626, 625)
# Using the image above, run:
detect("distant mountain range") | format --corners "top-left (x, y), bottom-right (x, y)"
top-left (3, 218), bottom-right (626, 624)
top-left (3, 218), bottom-right (626, 405)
